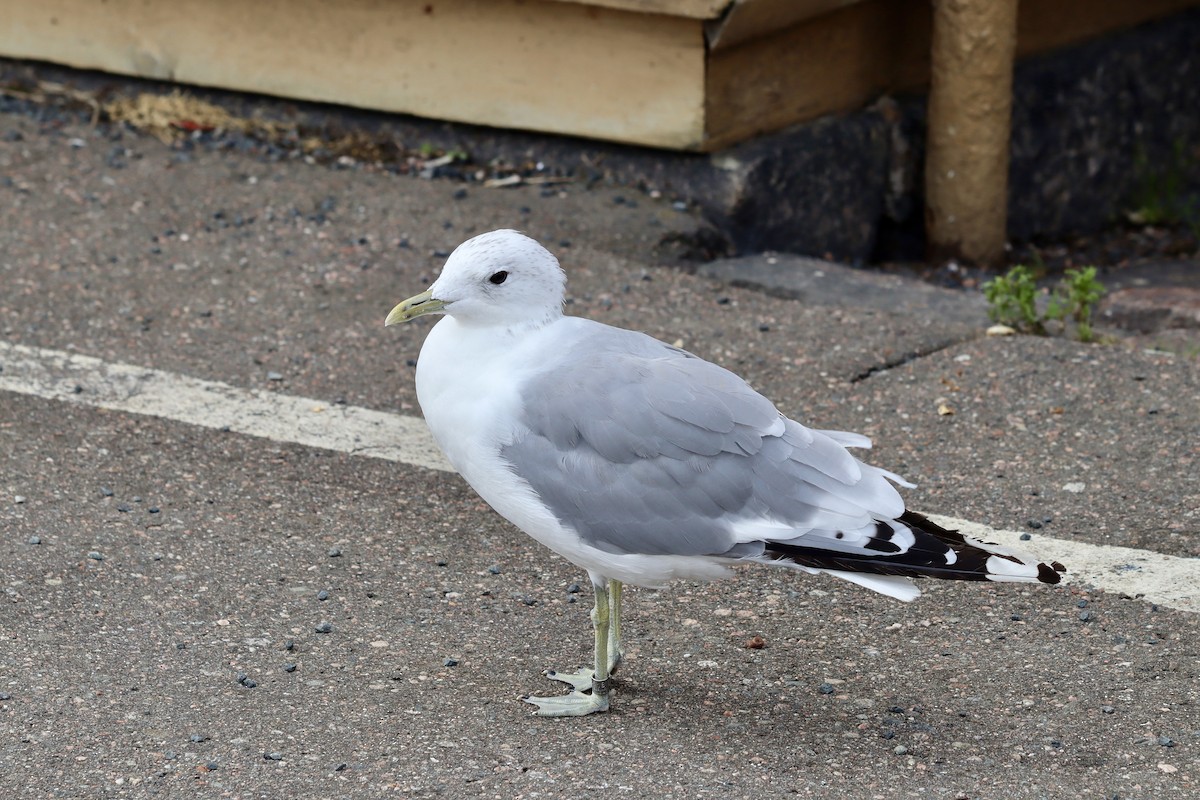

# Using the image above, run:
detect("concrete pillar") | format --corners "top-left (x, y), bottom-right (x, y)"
top-left (925, 0), bottom-right (1020, 266)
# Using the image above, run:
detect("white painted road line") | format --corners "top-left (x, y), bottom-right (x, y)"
top-left (2, 340), bottom-right (1196, 613)
top-left (0, 340), bottom-right (452, 472)
top-left (930, 515), bottom-right (1198, 614)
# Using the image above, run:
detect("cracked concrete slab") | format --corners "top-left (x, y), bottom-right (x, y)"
top-left (698, 254), bottom-right (989, 328)
top-left (838, 335), bottom-right (1200, 559)
top-left (699, 252), bottom-right (989, 382)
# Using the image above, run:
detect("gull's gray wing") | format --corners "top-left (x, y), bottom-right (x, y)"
top-left (500, 322), bottom-right (905, 558)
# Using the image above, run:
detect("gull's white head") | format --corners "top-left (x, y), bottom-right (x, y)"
top-left (385, 229), bottom-right (566, 329)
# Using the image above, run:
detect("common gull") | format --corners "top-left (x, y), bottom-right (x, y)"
top-left (386, 229), bottom-right (1066, 717)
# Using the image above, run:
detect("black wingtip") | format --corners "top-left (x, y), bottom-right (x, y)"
top-left (902, 511), bottom-right (1068, 584)
top-left (1037, 562), bottom-right (1064, 584)
top-left (762, 510), bottom-right (1069, 587)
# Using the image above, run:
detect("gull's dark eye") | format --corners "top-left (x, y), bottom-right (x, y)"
top-left (489, 270), bottom-right (509, 285)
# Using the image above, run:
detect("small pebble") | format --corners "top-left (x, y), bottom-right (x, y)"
top-left (13, 495), bottom-right (26, 504)
top-left (443, 658), bottom-right (459, 667)
top-left (317, 590), bottom-right (329, 601)
top-left (1079, 610), bottom-right (1092, 622)
top-left (87, 551), bottom-right (104, 561)
top-left (284, 639), bottom-right (295, 651)
top-left (264, 752), bottom-right (284, 761)
top-left (758, 324), bottom-right (771, 332)
top-left (100, 487), bottom-right (114, 497)
top-left (242, 678), bottom-right (257, 688)
top-left (189, 734), bottom-right (209, 743)
top-left (893, 745), bottom-right (908, 755)
top-left (205, 762), bottom-right (219, 771)
top-left (327, 547), bottom-right (342, 558)
top-left (28, 536), bottom-right (41, 545)
top-left (522, 596), bottom-right (538, 606)
top-left (1101, 705), bottom-right (1115, 714)
top-left (1026, 520), bottom-right (1042, 530)
top-left (116, 504), bottom-right (131, 513)
top-left (566, 583), bottom-right (581, 594)
top-left (487, 565), bottom-right (501, 574)
top-left (266, 371), bottom-right (284, 381)
top-left (435, 559), bottom-right (448, 567)
top-left (283, 663), bottom-right (297, 673)
top-left (236, 672), bottom-right (248, 684)
top-left (1159, 736), bottom-right (1175, 747)
top-left (148, 507), bottom-right (160, 514)
top-left (315, 621), bottom-right (333, 633)
top-left (819, 683), bottom-right (835, 695)
top-left (1019, 533), bottom-right (1032, 541)
top-left (1077, 600), bottom-right (1089, 608)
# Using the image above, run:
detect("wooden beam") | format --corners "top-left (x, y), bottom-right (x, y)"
top-left (0, 0), bottom-right (707, 149)
top-left (706, 0), bottom-right (864, 49)
top-left (704, 0), bottom-right (929, 150)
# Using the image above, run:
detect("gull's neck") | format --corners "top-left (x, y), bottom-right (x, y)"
top-left (449, 309), bottom-right (564, 336)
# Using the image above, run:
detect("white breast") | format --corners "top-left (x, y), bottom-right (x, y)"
top-left (416, 318), bottom-right (574, 549)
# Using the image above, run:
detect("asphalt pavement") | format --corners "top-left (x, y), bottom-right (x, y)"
top-left (1, 100), bottom-right (1198, 798)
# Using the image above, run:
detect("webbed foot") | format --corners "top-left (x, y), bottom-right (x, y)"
top-left (522, 677), bottom-right (612, 717)
top-left (543, 666), bottom-right (597, 692)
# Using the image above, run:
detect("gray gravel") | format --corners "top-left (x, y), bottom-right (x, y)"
top-left (2, 99), bottom-right (1198, 798)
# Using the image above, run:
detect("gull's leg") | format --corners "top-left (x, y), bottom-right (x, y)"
top-left (522, 578), bottom-right (613, 716)
top-left (607, 579), bottom-right (623, 674)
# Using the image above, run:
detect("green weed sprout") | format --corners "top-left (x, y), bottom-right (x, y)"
top-left (983, 265), bottom-right (1105, 342)
top-left (983, 264), bottom-right (1045, 334)
top-left (1061, 267), bottom-right (1105, 342)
